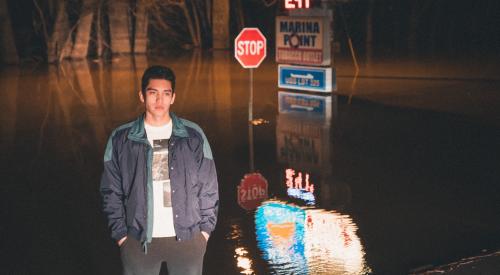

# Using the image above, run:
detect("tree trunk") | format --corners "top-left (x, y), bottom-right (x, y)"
top-left (47, 1), bottom-right (71, 63)
top-left (108, 0), bottom-right (131, 54)
top-left (96, 1), bottom-right (104, 57)
top-left (212, 0), bottom-right (229, 49)
top-left (408, 0), bottom-right (418, 57)
top-left (71, 0), bottom-right (97, 59)
top-left (181, 2), bottom-right (199, 47)
top-left (134, 0), bottom-right (148, 54)
top-left (365, 0), bottom-right (374, 65)
top-left (190, 1), bottom-right (203, 48)
top-left (206, 0), bottom-right (212, 28)
top-left (429, 1), bottom-right (442, 56)
top-left (235, 0), bottom-right (245, 30)
top-left (0, 0), bottom-right (18, 64)
top-left (0, 68), bottom-right (18, 149)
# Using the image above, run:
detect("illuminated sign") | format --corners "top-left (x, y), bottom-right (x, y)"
top-left (285, 168), bottom-right (315, 205)
top-left (285, 0), bottom-right (311, 9)
top-left (255, 200), bottom-right (372, 274)
top-left (279, 64), bottom-right (336, 93)
top-left (276, 16), bottom-right (331, 65)
top-left (278, 91), bottom-right (331, 117)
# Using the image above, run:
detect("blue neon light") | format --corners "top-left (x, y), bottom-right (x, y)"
top-left (287, 188), bottom-right (316, 205)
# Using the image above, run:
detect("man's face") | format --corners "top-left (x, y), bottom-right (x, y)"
top-left (139, 79), bottom-right (175, 120)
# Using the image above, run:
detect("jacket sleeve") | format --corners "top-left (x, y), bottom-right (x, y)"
top-left (196, 137), bottom-right (219, 235)
top-left (100, 134), bottom-right (127, 241)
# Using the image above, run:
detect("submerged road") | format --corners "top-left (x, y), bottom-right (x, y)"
top-left (0, 52), bottom-right (499, 274)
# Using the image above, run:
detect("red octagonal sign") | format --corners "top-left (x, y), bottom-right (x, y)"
top-left (237, 173), bottom-right (268, 210)
top-left (234, 28), bottom-right (267, 68)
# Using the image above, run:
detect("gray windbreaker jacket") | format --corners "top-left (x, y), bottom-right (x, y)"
top-left (100, 113), bottom-right (219, 249)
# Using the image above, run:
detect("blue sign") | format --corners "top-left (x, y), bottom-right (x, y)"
top-left (278, 91), bottom-right (331, 117)
top-left (278, 65), bottom-right (335, 92)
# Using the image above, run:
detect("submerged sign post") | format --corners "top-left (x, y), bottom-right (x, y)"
top-left (275, 13), bottom-right (335, 118)
top-left (235, 28), bottom-right (267, 172)
top-left (234, 27), bottom-right (267, 122)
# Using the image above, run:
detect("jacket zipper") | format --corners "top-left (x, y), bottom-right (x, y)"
top-left (143, 144), bottom-right (149, 253)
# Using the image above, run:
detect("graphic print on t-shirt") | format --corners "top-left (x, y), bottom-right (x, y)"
top-left (152, 139), bottom-right (172, 207)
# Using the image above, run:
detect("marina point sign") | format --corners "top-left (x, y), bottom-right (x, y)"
top-left (276, 16), bottom-right (331, 66)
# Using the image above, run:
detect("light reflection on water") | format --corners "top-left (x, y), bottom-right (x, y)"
top-left (255, 200), bottom-right (371, 275)
top-left (235, 247), bottom-right (254, 275)
top-left (229, 223), bottom-right (256, 275)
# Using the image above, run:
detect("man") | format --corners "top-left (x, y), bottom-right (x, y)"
top-left (100, 65), bottom-right (219, 275)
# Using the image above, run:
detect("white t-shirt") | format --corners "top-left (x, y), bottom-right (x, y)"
top-left (144, 120), bottom-right (176, 237)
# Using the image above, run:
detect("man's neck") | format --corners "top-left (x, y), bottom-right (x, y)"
top-left (144, 113), bottom-right (171, 127)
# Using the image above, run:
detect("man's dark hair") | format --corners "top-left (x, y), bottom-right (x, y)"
top-left (141, 65), bottom-right (176, 95)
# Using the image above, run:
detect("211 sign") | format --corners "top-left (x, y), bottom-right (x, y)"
top-left (284, 0), bottom-right (311, 9)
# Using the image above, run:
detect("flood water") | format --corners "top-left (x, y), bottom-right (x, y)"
top-left (1, 51), bottom-right (499, 274)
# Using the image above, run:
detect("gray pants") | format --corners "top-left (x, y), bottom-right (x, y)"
top-left (120, 233), bottom-right (207, 275)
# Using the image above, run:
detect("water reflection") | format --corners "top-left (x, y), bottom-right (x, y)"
top-left (2, 52), bottom-right (499, 274)
top-left (0, 68), bottom-right (18, 149)
top-left (255, 200), bottom-right (371, 274)
top-left (228, 222), bottom-right (256, 275)
top-left (276, 112), bottom-right (330, 207)
top-left (276, 110), bottom-right (351, 209)
top-left (235, 246), bottom-right (254, 275)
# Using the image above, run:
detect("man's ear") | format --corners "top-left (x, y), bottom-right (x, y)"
top-left (139, 91), bottom-right (145, 103)
top-left (171, 93), bottom-right (175, 105)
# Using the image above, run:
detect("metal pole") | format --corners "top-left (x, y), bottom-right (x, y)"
top-left (248, 68), bottom-right (254, 172)
top-left (249, 68), bottom-right (253, 122)
top-left (249, 120), bottom-right (254, 172)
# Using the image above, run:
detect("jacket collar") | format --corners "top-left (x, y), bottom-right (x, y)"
top-left (171, 112), bottom-right (189, 138)
top-left (128, 112), bottom-right (188, 142)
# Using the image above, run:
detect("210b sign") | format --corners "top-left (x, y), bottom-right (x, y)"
top-left (237, 173), bottom-right (268, 210)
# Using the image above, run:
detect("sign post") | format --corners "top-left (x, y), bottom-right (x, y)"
top-left (234, 28), bottom-right (267, 172)
top-left (234, 29), bottom-right (268, 209)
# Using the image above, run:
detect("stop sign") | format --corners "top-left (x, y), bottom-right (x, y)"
top-left (234, 28), bottom-right (267, 68)
top-left (237, 173), bottom-right (268, 210)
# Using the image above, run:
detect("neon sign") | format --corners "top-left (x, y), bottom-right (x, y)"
top-left (285, 168), bottom-right (316, 205)
top-left (255, 200), bottom-right (372, 274)
top-left (285, 0), bottom-right (311, 9)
